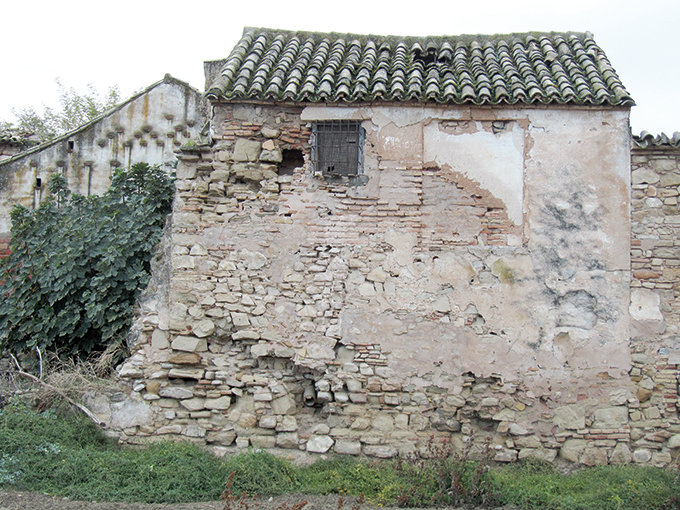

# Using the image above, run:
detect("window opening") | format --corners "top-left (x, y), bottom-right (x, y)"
top-left (67, 140), bottom-right (75, 152)
top-left (313, 120), bottom-right (364, 177)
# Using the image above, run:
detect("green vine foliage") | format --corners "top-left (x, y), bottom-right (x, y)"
top-left (0, 163), bottom-right (174, 358)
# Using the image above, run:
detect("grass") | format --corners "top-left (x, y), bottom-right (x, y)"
top-left (1, 400), bottom-right (678, 508)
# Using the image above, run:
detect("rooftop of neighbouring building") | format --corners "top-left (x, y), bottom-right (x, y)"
top-left (633, 131), bottom-right (680, 149)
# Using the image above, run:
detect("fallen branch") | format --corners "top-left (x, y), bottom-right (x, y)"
top-left (35, 346), bottom-right (43, 380)
top-left (9, 353), bottom-right (104, 427)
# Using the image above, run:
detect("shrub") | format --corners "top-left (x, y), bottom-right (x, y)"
top-left (0, 163), bottom-right (173, 359)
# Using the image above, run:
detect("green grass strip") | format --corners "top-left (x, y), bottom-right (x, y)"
top-left (1, 401), bottom-right (678, 508)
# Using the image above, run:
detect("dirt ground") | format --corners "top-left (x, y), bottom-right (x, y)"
top-left (0, 490), bottom-right (517, 510)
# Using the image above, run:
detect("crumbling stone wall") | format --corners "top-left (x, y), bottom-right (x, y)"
top-left (111, 101), bottom-right (668, 465)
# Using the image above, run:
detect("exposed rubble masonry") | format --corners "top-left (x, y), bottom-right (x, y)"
top-left (103, 103), bottom-right (676, 466)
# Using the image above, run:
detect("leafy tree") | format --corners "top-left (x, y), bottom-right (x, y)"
top-left (10, 80), bottom-right (120, 141)
top-left (0, 163), bottom-right (173, 358)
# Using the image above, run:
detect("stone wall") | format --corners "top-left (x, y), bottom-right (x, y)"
top-left (0, 75), bottom-right (203, 237)
top-left (108, 101), bottom-right (672, 466)
top-left (627, 139), bottom-right (680, 465)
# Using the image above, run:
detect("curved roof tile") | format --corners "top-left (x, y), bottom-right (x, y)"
top-left (207, 27), bottom-right (634, 106)
top-left (633, 132), bottom-right (680, 148)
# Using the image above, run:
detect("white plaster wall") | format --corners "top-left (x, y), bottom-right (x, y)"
top-left (297, 104), bottom-right (632, 390)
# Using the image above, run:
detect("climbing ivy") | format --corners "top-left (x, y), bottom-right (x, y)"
top-left (0, 163), bottom-right (173, 358)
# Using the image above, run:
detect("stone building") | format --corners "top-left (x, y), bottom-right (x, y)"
top-left (0, 74), bottom-right (204, 238)
top-left (105, 28), bottom-right (678, 465)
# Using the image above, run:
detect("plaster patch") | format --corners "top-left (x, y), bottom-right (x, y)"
top-left (423, 121), bottom-right (524, 225)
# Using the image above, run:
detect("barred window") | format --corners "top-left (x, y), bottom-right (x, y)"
top-left (312, 120), bottom-right (365, 177)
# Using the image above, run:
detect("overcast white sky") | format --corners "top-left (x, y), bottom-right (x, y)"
top-left (1, 0), bottom-right (678, 135)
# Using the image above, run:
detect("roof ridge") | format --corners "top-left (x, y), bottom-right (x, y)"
top-left (241, 26), bottom-right (591, 42)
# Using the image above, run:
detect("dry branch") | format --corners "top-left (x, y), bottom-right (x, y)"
top-left (9, 353), bottom-right (104, 427)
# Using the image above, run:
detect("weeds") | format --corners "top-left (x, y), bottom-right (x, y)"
top-left (392, 437), bottom-right (499, 507)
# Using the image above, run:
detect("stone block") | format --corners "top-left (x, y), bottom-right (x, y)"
top-left (307, 435), bottom-right (334, 453)
top-left (276, 432), bottom-right (299, 449)
top-left (633, 449), bottom-right (652, 463)
top-left (158, 386), bottom-right (194, 399)
top-left (205, 396), bottom-right (232, 410)
top-left (179, 398), bottom-right (206, 411)
top-left (553, 404), bottom-right (585, 430)
top-left (192, 319), bottom-right (215, 338)
top-left (210, 169), bottom-right (231, 182)
top-left (237, 413), bottom-right (258, 428)
top-left (608, 389), bottom-right (629, 406)
top-left (171, 336), bottom-right (207, 352)
top-left (151, 330), bottom-right (170, 350)
top-left (231, 312), bottom-right (251, 329)
top-left (593, 407), bottom-right (629, 428)
top-left (363, 445), bottom-right (397, 458)
top-left (372, 414), bottom-right (394, 432)
top-left (271, 395), bottom-right (296, 415)
top-left (582, 447), bottom-right (608, 466)
top-left (233, 139), bottom-right (261, 162)
top-left (276, 416), bottom-right (298, 432)
top-left (632, 168), bottom-right (659, 184)
top-left (250, 344), bottom-right (272, 358)
top-left (168, 352), bottom-right (202, 365)
top-left (610, 443), bottom-right (632, 464)
top-left (176, 165), bottom-right (197, 180)
top-left (118, 363), bottom-right (143, 378)
top-left (668, 434), bottom-right (680, 449)
top-left (261, 127), bottom-right (279, 138)
top-left (652, 451), bottom-right (672, 467)
top-left (251, 435), bottom-right (277, 448)
top-left (494, 449), bottom-right (518, 462)
top-left (183, 425), bottom-right (206, 438)
top-left (508, 423), bottom-right (530, 435)
top-left (259, 415), bottom-right (277, 429)
top-left (492, 408), bottom-right (516, 422)
top-left (260, 148), bottom-right (283, 163)
top-left (518, 448), bottom-right (557, 463)
top-left (233, 330), bottom-right (261, 341)
top-left (207, 431), bottom-right (236, 445)
top-left (168, 368), bottom-right (204, 379)
top-left (334, 440), bottom-right (362, 455)
top-left (157, 425), bottom-right (183, 434)
top-left (559, 439), bottom-right (587, 463)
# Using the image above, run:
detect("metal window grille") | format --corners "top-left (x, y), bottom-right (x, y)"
top-left (313, 120), bottom-right (364, 176)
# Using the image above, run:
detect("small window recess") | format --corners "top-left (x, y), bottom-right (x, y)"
top-left (312, 120), bottom-right (366, 185)
top-left (33, 178), bottom-right (42, 209)
top-left (67, 140), bottom-right (75, 152)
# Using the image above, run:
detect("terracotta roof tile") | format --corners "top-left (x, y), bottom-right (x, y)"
top-left (207, 27), bottom-right (633, 106)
